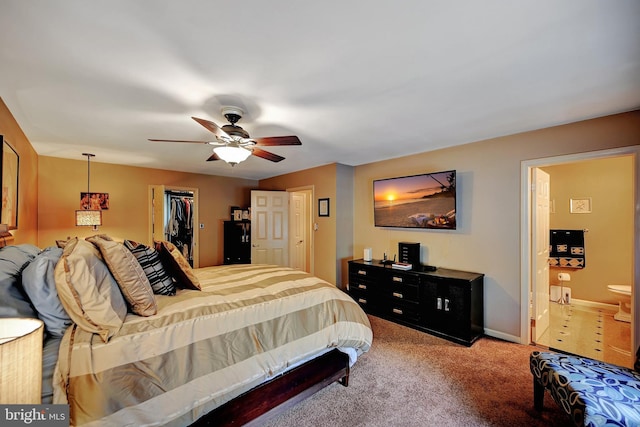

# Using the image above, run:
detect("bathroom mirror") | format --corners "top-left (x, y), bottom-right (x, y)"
top-left (1, 135), bottom-right (19, 229)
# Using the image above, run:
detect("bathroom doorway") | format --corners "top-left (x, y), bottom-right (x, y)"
top-left (522, 146), bottom-right (639, 367)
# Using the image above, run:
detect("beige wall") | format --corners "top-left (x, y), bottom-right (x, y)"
top-left (335, 163), bottom-right (354, 288)
top-left (0, 98), bottom-right (38, 244)
top-left (38, 156), bottom-right (258, 266)
top-left (259, 163), bottom-right (340, 285)
top-left (544, 156), bottom-right (634, 304)
top-left (354, 111), bottom-right (640, 340)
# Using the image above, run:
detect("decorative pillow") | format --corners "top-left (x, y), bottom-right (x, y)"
top-left (54, 238), bottom-right (127, 342)
top-left (0, 244), bottom-right (41, 319)
top-left (55, 239), bottom-right (71, 249)
top-left (123, 240), bottom-right (175, 296)
top-left (154, 240), bottom-right (201, 290)
top-left (21, 246), bottom-right (73, 337)
top-left (86, 235), bottom-right (157, 316)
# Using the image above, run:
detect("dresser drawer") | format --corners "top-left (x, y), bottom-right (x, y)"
top-left (385, 283), bottom-right (419, 303)
top-left (387, 271), bottom-right (420, 286)
top-left (385, 301), bottom-right (421, 323)
top-left (348, 287), bottom-right (376, 310)
top-left (350, 265), bottom-right (378, 283)
top-left (350, 281), bottom-right (373, 293)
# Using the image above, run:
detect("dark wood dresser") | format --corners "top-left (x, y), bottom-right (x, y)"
top-left (348, 259), bottom-right (484, 346)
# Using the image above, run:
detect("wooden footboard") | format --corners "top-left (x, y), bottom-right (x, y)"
top-left (191, 349), bottom-right (351, 426)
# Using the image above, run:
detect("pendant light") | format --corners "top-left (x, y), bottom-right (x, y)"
top-left (75, 153), bottom-right (102, 230)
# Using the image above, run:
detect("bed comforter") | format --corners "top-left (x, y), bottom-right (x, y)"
top-left (53, 264), bottom-right (372, 427)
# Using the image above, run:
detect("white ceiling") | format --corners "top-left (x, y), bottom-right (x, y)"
top-left (1, 1), bottom-right (639, 180)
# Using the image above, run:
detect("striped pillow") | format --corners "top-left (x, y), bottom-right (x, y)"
top-left (124, 240), bottom-right (176, 296)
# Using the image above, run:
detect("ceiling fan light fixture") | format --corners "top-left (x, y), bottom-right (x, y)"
top-left (213, 145), bottom-right (251, 166)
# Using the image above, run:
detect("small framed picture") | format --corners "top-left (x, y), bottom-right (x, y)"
top-left (570, 198), bottom-right (592, 214)
top-left (80, 192), bottom-right (109, 210)
top-left (233, 209), bottom-right (243, 221)
top-left (318, 198), bottom-right (330, 217)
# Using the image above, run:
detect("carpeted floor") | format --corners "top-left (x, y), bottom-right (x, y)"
top-left (261, 315), bottom-right (573, 427)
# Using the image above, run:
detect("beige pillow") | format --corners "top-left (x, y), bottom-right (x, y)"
top-left (54, 238), bottom-right (127, 342)
top-left (86, 235), bottom-right (157, 316)
top-left (155, 240), bottom-right (201, 290)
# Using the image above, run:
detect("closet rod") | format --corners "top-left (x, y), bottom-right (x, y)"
top-left (166, 190), bottom-right (194, 197)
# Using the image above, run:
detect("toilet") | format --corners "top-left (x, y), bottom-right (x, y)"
top-left (607, 284), bottom-right (632, 323)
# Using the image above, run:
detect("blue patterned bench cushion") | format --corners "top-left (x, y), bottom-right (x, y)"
top-left (530, 351), bottom-right (640, 427)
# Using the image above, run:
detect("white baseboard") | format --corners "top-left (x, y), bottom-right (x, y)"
top-left (483, 328), bottom-right (522, 344)
top-left (571, 298), bottom-right (618, 311)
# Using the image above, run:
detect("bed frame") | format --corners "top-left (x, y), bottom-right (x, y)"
top-left (191, 349), bottom-right (350, 426)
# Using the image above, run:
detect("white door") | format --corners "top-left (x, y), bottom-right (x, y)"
top-left (251, 190), bottom-right (289, 266)
top-left (149, 184), bottom-right (166, 245)
top-left (532, 168), bottom-right (551, 343)
top-left (289, 191), bottom-right (308, 271)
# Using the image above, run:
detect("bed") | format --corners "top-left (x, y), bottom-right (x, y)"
top-left (0, 239), bottom-right (372, 426)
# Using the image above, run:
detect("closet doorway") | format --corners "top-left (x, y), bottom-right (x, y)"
top-left (148, 185), bottom-right (200, 268)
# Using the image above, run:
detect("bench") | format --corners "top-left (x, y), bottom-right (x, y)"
top-left (530, 349), bottom-right (640, 426)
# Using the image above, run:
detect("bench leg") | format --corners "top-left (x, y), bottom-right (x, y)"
top-left (533, 378), bottom-right (545, 411)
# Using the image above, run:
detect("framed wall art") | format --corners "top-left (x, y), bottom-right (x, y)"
top-left (570, 198), bottom-right (592, 214)
top-left (1, 136), bottom-right (19, 229)
top-left (80, 192), bottom-right (110, 210)
top-left (318, 198), bottom-right (330, 217)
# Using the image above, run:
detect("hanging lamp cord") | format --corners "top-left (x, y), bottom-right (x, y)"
top-left (82, 153), bottom-right (95, 205)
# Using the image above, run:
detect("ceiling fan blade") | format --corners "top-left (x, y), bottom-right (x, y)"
top-left (253, 135), bottom-right (301, 146)
top-left (148, 139), bottom-right (210, 144)
top-left (206, 153), bottom-right (221, 161)
top-left (192, 117), bottom-right (230, 139)
top-left (251, 147), bottom-right (285, 162)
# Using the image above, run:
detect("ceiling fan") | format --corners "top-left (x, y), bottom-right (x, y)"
top-left (149, 107), bottom-right (301, 166)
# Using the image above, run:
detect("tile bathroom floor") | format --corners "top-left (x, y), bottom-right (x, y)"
top-left (537, 302), bottom-right (633, 368)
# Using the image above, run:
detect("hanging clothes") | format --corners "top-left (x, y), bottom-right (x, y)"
top-left (165, 191), bottom-right (194, 266)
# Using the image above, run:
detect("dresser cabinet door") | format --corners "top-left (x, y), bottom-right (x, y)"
top-left (422, 277), bottom-right (472, 341)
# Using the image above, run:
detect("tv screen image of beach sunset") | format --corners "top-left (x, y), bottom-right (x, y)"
top-left (373, 171), bottom-right (456, 229)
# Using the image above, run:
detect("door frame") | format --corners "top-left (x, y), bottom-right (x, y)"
top-left (520, 146), bottom-right (640, 351)
top-left (287, 185), bottom-right (314, 275)
top-left (148, 185), bottom-right (200, 268)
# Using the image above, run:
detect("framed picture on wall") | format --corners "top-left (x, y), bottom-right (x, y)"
top-left (80, 192), bottom-right (109, 210)
top-left (318, 198), bottom-right (330, 217)
top-left (1, 136), bottom-right (19, 229)
top-left (570, 198), bottom-right (592, 214)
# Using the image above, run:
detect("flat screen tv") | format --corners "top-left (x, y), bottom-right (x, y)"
top-left (373, 170), bottom-right (456, 229)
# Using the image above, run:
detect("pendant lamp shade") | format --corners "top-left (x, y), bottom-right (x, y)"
top-left (75, 209), bottom-right (102, 227)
